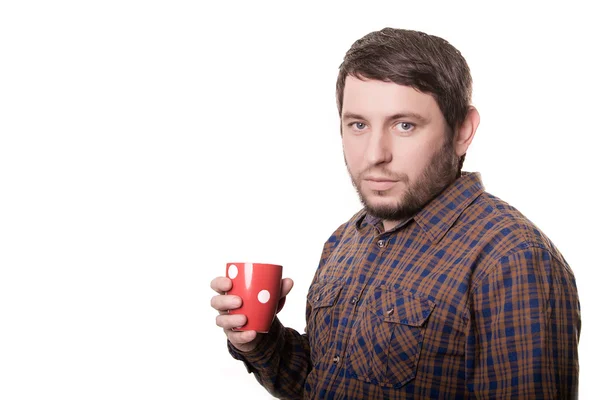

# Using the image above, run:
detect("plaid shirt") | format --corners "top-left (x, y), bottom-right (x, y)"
top-left (228, 172), bottom-right (580, 399)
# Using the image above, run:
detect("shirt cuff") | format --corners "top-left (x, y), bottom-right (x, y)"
top-left (227, 317), bottom-right (285, 374)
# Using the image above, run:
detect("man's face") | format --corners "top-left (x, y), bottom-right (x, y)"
top-left (341, 75), bottom-right (460, 222)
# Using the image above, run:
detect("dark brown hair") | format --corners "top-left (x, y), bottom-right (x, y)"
top-left (336, 28), bottom-right (473, 172)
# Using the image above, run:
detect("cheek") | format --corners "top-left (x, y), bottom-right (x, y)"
top-left (392, 140), bottom-right (437, 177)
top-left (342, 139), bottom-right (362, 168)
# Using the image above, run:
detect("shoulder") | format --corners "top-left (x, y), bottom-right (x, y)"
top-left (478, 192), bottom-right (560, 252)
top-left (325, 208), bottom-right (366, 244)
top-left (465, 191), bottom-right (574, 285)
top-left (317, 208), bottom-right (366, 261)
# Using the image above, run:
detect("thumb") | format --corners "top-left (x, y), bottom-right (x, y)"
top-left (281, 278), bottom-right (294, 298)
top-left (276, 278), bottom-right (294, 314)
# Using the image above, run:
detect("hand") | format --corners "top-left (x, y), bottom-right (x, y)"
top-left (210, 276), bottom-right (294, 353)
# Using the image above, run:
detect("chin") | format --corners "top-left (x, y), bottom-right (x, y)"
top-left (365, 196), bottom-right (401, 211)
top-left (364, 189), bottom-right (401, 201)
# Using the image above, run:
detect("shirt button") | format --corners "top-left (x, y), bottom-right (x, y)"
top-left (350, 296), bottom-right (358, 305)
top-left (333, 355), bottom-right (340, 364)
top-left (377, 239), bottom-right (386, 248)
top-left (316, 294), bottom-right (321, 301)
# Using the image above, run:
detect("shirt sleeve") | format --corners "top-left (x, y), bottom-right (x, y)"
top-left (227, 317), bottom-right (311, 399)
top-left (466, 245), bottom-right (581, 399)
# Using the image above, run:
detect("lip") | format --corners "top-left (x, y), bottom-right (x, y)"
top-left (363, 178), bottom-right (398, 191)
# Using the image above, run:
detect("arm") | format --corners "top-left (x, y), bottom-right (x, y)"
top-left (466, 246), bottom-right (580, 399)
top-left (228, 318), bottom-right (311, 399)
top-left (226, 224), bottom-right (347, 398)
top-left (211, 274), bottom-right (307, 399)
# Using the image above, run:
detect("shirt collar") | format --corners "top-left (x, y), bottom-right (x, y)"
top-left (355, 172), bottom-right (485, 243)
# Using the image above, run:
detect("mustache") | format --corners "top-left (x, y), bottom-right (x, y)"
top-left (358, 167), bottom-right (409, 183)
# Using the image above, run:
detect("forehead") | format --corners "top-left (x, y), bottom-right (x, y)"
top-left (342, 75), bottom-right (440, 117)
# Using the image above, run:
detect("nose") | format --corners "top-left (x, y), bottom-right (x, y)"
top-left (365, 128), bottom-right (392, 165)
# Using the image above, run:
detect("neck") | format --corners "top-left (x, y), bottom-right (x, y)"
top-left (382, 219), bottom-right (405, 232)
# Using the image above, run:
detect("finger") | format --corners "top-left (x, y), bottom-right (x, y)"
top-left (210, 276), bottom-right (233, 294)
top-left (227, 330), bottom-right (258, 347)
top-left (216, 313), bottom-right (247, 330)
top-left (210, 294), bottom-right (242, 312)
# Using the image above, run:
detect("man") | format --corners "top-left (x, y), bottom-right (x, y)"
top-left (210, 28), bottom-right (580, 399)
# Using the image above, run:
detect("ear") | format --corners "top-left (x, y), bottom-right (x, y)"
top-left (454, 106), bottom-right (480, 157)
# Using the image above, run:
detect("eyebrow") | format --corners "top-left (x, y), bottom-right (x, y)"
top-left (342, 112), bottom-right (429, 124)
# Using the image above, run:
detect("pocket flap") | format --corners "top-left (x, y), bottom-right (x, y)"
top-left (369, 287), bottom-right (435, 326)
top-left (308, 282), bottom-right (343, 309)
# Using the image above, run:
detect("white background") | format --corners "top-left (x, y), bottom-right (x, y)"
top-left (1, 1), bottom-right (597, 399)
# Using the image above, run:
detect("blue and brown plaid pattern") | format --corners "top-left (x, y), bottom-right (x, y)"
top-left (228, 172), bottom-right (580, 399)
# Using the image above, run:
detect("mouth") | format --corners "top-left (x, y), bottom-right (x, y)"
top-left (363, 178), bottom-right (398, 191)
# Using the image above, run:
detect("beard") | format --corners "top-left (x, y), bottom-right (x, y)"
top-left (347, 137), bottom-right (460, 221)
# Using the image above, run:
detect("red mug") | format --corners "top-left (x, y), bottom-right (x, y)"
top-left (226, 262), bottom-right (283, 333)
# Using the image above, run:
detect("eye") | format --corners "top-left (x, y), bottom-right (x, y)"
top-left (349, 122), bottom-right (367, 131)
top-left (396, 122), bottom-right (414, 132)
top-left (396, 122), bottom-right (415, 132)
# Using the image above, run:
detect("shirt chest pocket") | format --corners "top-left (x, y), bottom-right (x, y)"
top-left (307, 282), bottom-right (343, 364)
top-left (346, 286), bottom-right (435, 389)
